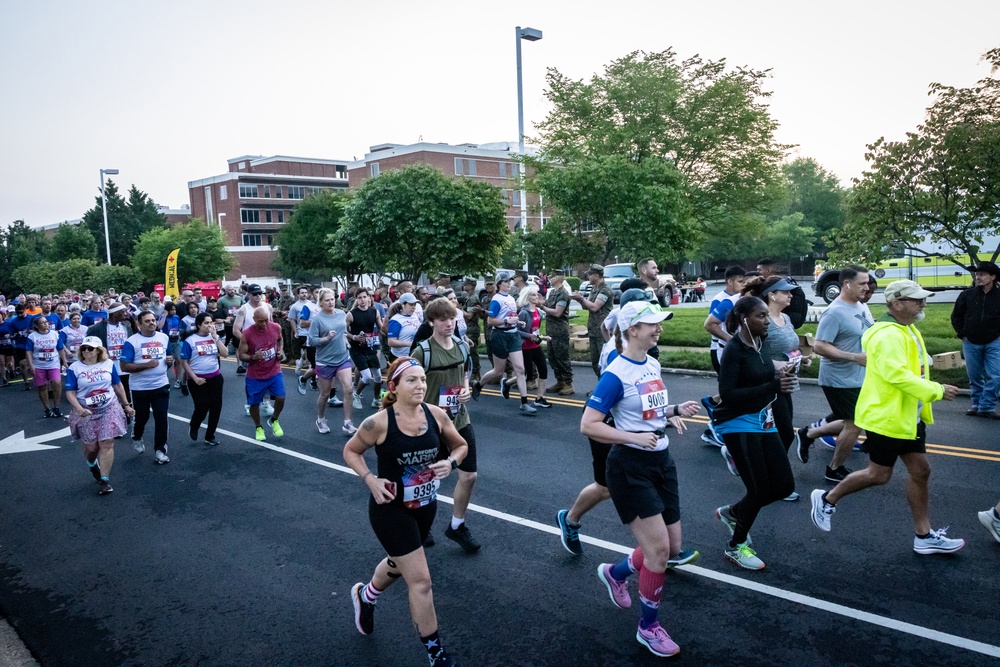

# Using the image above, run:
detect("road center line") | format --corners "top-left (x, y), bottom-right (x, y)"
top-left (165, 412), bottom-right (1000, 659)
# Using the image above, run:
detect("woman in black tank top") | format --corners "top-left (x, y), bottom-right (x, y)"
top-left (343, 357), bottom-right (468, 667)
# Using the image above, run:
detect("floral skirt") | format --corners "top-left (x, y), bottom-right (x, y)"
top-left (68, 403), bottom-right (127, 444)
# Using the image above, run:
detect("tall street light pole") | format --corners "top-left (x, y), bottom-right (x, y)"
top-left (99, 168), bottom-right (119, 265)
top-left (516, 26), bottom-right (542, 272)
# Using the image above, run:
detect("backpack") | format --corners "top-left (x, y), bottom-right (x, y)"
top-left (784, 282), bottom-right (810, 329)
top-left (413, 335), bottom-right (470, 372)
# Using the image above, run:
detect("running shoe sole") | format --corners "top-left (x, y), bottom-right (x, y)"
top-left (810, 489), bottom-right (833, 532)
top-left (913, 539), bottom-right (966, 555)
top-left (351, 582), bottom-right (373, 635)
top-left (636, 625), bottom-right (680, 658)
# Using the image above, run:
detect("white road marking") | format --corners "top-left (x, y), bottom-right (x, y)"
top-left (167, 413), bottom-right (1000, 659)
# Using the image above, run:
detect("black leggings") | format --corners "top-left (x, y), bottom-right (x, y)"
top-left (188, 373), bottom-right (224, 440)
top-left (522, 346), bottom-right (548, 382)
top-left (132, 384), bottom-right (170, 452)
top-left (722, 431), bottom-right (795, 546)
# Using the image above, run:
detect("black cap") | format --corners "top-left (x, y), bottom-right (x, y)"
top-left (247, 284), bottom-right (263, 294)
top-left (972, 261), bottom-right (1000, 276)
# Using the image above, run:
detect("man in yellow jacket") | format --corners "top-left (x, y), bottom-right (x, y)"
top-left (809, 280), bottom-right (965, 554)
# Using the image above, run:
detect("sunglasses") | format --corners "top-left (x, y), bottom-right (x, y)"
top-left (79, 346), bottom-right (96, 352)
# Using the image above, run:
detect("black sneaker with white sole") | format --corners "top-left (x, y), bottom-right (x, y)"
top-left (351, 583), bottom-right (375, 635)
top-left (444, 524), bottom-right (481, 553)
top-left (824, 465), bottom-right (851, 483)
top-left (796, 426), bottom-right (813, 463)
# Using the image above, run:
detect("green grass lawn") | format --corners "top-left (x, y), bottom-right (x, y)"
top-left (563, 303), bottom-right (970, 387)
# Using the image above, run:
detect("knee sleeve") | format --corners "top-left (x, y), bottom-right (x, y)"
top-left (360, 368), bottom-right (374, 385)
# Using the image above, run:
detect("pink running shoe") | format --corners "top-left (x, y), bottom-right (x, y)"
top-left (636, 622), bottom-right (680, 657)
top-left (596, 563), bottom-right (631, 609)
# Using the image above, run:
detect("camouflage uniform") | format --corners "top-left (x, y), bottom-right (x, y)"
top-left (544, 282), bottom-right (573, 387)
top-left (586, 270), bottom-right (613, 377)
top-left (463, 281), bottom-right (482, 379)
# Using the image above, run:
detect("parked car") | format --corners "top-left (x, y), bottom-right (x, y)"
top-left (600, 263), bottom-right (677, 304)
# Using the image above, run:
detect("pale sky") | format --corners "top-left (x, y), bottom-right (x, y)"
top-left (3, 0), bottom-right (998, 229)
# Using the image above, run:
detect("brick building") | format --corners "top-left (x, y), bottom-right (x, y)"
top-left (347, 141), bottom-right (545, 231)
top-left (187, 155), bottom-right (350, 282)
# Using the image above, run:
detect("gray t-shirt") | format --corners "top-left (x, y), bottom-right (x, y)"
top-left (764, 315), bottom-right (799, 361)
top-left (308, 310), bottom-right (350, 368)
top-left (815, 300), bottom-right (874, 388)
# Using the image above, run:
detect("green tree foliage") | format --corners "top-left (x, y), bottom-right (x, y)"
top-left (131, 219), bottom-right (233, 285)
top-left (746, 212), bottom-right (817, 261)
top-left (12, 259), bottom-right (141, 295)
top-left (781, 158), bottom-right (845, 247)
top-left (533, 48), bottom-right (789, 256)
top-left (834, 47), bottom-right (1000, 268)
top-left (273, 191), bottom-right (357, 281)
top-left (81, 181), bottom-right (166, 265)
top-left (535, 155), bottom-right (689, 263)
top-left (48, 223), bottom-right (98, 262)
top-left (339, 165), bottom-right (509, 281)
top-left (0, 221), bottom-right (51, 294)
top-left (503, 221), bottom-right (602, 272)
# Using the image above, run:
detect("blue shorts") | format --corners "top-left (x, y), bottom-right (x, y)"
top-left (246, 374), bottom-right (285, 405)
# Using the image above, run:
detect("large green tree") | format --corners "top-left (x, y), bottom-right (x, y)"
top-left (81, 181), bottom-right (166, 265)
top-left (534, 155), bottom-right (689, 263)
top-left (13, 259), bottom-right (141, 295)
top-left (273, 190), bottom-right (357, 282)
top-left (533, 48), bottom-right (789, 257)
top-left (780, 158), bottom-right (846, 256)
top-left (131, 218), bottom-right (233, 285)
top-left (833, 47), bottom-right (1000, 267)
top-left (338, 165), bottom-right (509, 281)
top-left (48, 222), bottom-right (98, 262)
top-left (0, 221), bottom-right (50, 294)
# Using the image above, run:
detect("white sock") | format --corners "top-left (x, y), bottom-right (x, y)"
top-left (450, 517), bottom-right (464, 530)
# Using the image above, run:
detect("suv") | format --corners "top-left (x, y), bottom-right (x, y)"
top-left (601, 263), bottom-right (677, 304)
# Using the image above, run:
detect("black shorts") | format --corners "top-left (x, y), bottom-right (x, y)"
top-left (589, 439), bottom-right (612, 487)
top-left (350, 348), bottom-right (381, 371)
top-left (867, 422), bottom-right (926, 468)
top-left (438, 423), bottom-right (477, 473)
top-left (13, 348), bottom-right (26, 364)
top-left (368, 498), bottom-right (437, 557)
top-left (605, 445), bottom-right (680, 525)
top-left (293, 335), bottom-right (307, 357)
top-left (489, 330), bottom-right (522, 359)
top-left (821, 386), bottom-right (861, 422)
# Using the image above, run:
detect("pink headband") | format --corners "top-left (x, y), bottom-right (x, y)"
top-left (390, 358), bottom-right (421, 383)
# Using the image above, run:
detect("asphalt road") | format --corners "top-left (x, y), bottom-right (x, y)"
top-left (1, 360), bottom-right (998, 666)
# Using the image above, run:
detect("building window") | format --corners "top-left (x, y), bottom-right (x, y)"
top-left (241, 209), bottom-right (260, 223)
top-left (239, 184), bottom-right (259, 198)
top-left (219, 184), bottom-right (227, 200)
top-left (263, 185), bottom-right (271, 198)
top-left (455, 158), bottom-right (477, 176)
top-left (288, 186), bottom-right (305, 199)
top-left (265, 210), bottom-right (272, 223)
top-left (277, 211), bottom-right (284, 223)
top-left (370, 163), bottom-right (380, 178)
top-left (501, 190), bottom-right (522, 207)
top-left (274, 186), bottom-right (282, 198)
top-left (498, 162), bottom-right (509, 179)
top-left (242, 233), bottom-right (261, 246)
top-left (238, 161), bottom-right (246, 170)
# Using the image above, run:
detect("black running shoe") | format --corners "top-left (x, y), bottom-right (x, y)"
top-left (205, 438), bottom-right (221, 447)
top-left (501, 379), bottom-right (511, 400)
top-left (428, 648), bottom-right (457, 667)
top-left (43, 408), bottom-right (53, 418)
top-left (824, 465), bottom-right (852, 483)
top-left (444, 524), bottom-right (482, 554)
top-left (351, 583), bottom-right (375, 635)
top-left (471, 382), bottom-right (482, 401)
top-left (422, 533), bottom-right (435, 548)
top-left (89, 461), bottom-right (102, 482)
top-left (797, 426), bottom-right (813, 463)
top-left (236, 365), bottom-right (247, 375)
top-left (180, 382), bottom-right (189, 396)
top-left (98, 480), bottom-right (113, 495)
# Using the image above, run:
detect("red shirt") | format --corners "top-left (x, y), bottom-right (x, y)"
top-left (243, 322), bottom-right (282, 380)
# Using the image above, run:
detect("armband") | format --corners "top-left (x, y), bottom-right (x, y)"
top-left (673, 404), bottom-right (680, 418)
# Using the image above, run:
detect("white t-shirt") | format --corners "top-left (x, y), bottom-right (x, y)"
top-left (238, 301), bottom-right (273, 333)
top-left (27, 330), bottom-right (63, 370)
top-left (106, 322), bottom-right (130, 376)
top-left (387, 313), bottom-right (421, 357)
top-left (709, 291), bottom-right (740, 352)
top-left (180, 333), bottom-right (222, 377)
top-left (586, 353), bottom-right (670, 452)
top-left (66, 360), bottom-right (120, 412)
top-left (120, 331), bottom-right (171, 391)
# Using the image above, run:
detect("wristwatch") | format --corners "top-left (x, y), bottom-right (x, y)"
top-left (449, 458), bottom-right (458, 471)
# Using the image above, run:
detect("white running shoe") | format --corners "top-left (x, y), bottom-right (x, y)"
top-left (725, 542), bottom-right (764, 570)
top-left (342, 420), bottom-right (358, 435)
top-left (371, 398), bottom-right (381, 409)
top-left (352, 392), bottom-right (362, 409)
top-left (316, 417), bottom-right (330, 434)
top-left (154, 450), bottom-right (170, 465)
top-left (328, 396), bottom-right (344, 407)
top-left (979, 509), bottom-right (1000, 544)
top-left (810, 489), bottom-right (835, 532)
top-left (913, 527), bottom-right (965, 554)
top-left (132, 437), bottom-right (145, 454)
top-left (261, 401), bottom-right (274, 417)
top-left (244, 404), bottom-right (251, 417)
top-left (295, 359), bottom-right (302, 374)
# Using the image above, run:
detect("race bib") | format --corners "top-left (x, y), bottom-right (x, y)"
top-left (228, 306), bottom-right (239, 317)
top-left (68, 344), bottom-right (80, 354)
top-left (108, 345), bottom-right (123, 360)
top-left (36, 347), bottom-right (56, 362)
top-left (140, 342), bottom-right (165, 360)
top-left (438, 386), bottom-right (462, 415)
top-left (787, 349), bottom-right (802, 373)
top-left (760, 405), bottom-right (775, 430)
top-left (402, 466), bottom-right (439, 509)
top-left (196, 341), bottom-right (217, 357)
top-left (365, 332), bottom-right (380, 348)
top-left (259, 347), bottom-right (275, 362)
top-left (637, 379), bottom-right (668, 420)
top-left (214, 321), bottom-right (225, 332)
top-left (84, 388), bottom-right (112, 409)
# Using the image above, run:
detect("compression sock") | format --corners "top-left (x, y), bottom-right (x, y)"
top-left (421, 630), bottom-right (444, 662)
top-left (361, 582), bottom-right (384, 604)
top-left (610, 547), bottom-right (643, 581)
top-left (638, 565), bottom-right (665, 629)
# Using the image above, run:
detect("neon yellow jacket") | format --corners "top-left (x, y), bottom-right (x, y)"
top-left (855, 316), bottom-right (944, 440)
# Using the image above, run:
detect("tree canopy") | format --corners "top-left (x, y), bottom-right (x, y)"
top-left (49, 222), bottom-right (98, 263)
top-left (533, 48), bottom-right (789, 259)
top-left (273, 190), bottom-right (357, 282)
top-left (833, 47), bottom-right (1000, 268)
top-left (131, 219), bottom-right (233, 285)
top-left (338, 165), bottom-right (509, 281)
top-left (81, 181), bottom-right (166, 265)
top-left (13, 259), bottom-right (141, 296)
top-left (0, 221), bottom-right (50, 294)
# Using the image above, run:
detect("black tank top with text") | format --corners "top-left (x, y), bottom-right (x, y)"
top-left (377, 404), bottom-right (442, 509)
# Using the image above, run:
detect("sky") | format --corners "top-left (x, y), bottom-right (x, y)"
top-left (2, 0), bottom-right (999, 230)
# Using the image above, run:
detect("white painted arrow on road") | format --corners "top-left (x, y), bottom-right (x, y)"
top-left (0, 427), bottom-right (70, 455)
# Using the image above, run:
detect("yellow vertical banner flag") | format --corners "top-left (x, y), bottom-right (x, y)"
top-left (165, 248), bottom-right (181, 300)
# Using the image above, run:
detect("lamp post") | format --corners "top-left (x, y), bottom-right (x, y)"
top-left (99, 168), bottom-right (119, 265)
top-left (515, 26), bottom-right (542, 271)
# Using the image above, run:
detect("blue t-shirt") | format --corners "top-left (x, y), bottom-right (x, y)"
top-left (80, 310), bottom-right (108, 327)
top-left (42, 313), bottom-right (62, 330)
top-left (161, 314), bottom-right (182, 339)
top-left (3, 315), bottom-right (37, 349)
top-left (709, 291), bottom-right (739, 352)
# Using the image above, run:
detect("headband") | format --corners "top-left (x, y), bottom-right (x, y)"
top-left (390, 358), bottom-right (421, 383)
top-left (107, 304), bottom-right (127, 314)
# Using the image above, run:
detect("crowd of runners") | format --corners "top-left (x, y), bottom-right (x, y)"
top-left (1, 258), bottom-right (999, 664)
